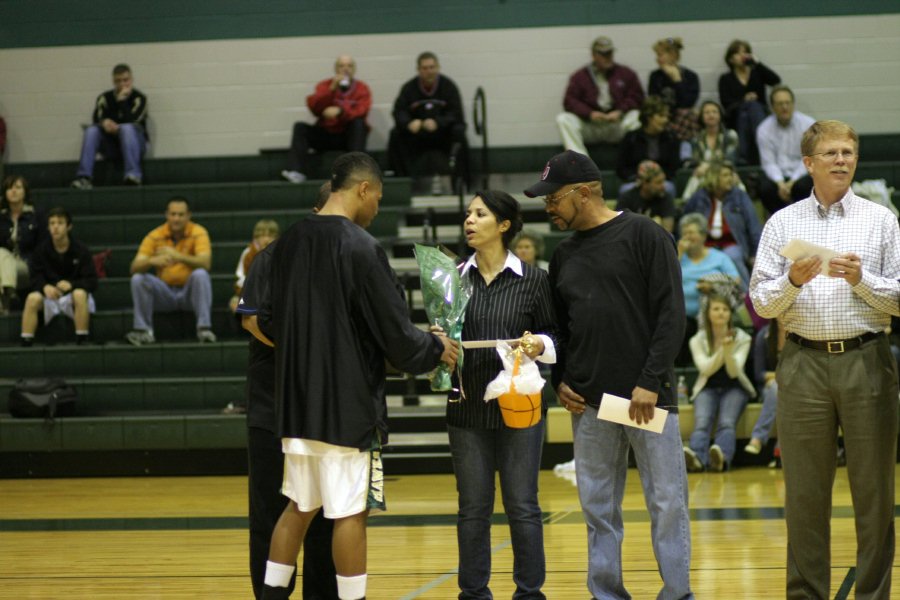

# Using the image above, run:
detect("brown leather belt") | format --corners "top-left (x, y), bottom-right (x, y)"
top-left (787, 331), bottom-right (883, 354)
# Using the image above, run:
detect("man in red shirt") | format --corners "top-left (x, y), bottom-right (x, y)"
top-left (281, 55), bottom-right (371, 184)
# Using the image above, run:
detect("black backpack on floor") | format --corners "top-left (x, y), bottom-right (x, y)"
top-left (8, 378), bottom-right (78, 419)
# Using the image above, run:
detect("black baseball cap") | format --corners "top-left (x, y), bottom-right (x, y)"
top-left (523, 150), bottom-right (603, 198)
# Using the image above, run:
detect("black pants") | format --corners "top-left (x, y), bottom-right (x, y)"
top-left (758, 174), bottom-right (813, 216)
top-left (387, 123), bottom-right (468, 180)
top-left (285, 119), bottom-right (368, 174)
top-left (248, 426), bottom-right (338, 600)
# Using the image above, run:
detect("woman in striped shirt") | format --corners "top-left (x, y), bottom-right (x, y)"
top-left (445, 189), bottom-right (558, 599)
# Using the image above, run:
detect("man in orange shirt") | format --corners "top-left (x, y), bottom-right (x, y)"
top-left (127, 197), bottom-right (215, 345)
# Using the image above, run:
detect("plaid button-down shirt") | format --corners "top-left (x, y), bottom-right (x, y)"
top-left (750, 190), bottom-right (900, 340)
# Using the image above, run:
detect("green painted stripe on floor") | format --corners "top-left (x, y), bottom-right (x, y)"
top-left (834, 567), bottom-right (856, 600)
top-left (3, 505), bottom-right (899, 532)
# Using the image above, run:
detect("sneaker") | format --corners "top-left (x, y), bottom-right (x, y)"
top-left (684, 447), bottom-right (704, 473)
top-left (197, 328), bottom-right (217, 343)
top-left (222, 402), bottom-right (247, 415)
top-left (125, 330), bottom-right (155, 346)
top-left (709, 444), bottom-right (725, 472)
top-left (71, 177), bottom-right (93, 190)
top-left (768, 456), bottom-right (782, 469)
top-left (123, 174), bottom-right (142, 186)
top-left (281, 170), bottom-right (307, 184)
top-left (744, 439), bottom-right (762, 455)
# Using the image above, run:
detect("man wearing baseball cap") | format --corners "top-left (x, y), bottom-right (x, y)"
top-left (527, 150), bottom-right (693, 599)
top-left (555, 36), bottom-right (645, 155)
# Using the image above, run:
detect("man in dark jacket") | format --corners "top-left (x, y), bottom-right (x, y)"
top-left (71, 63), bottom-right (149, 189)
top-left (20, 207), bottom-right (97, 346)
top-left (556, 36), bottom-right (645, 154)
top-left (387, 52), bottom-right (467, 190)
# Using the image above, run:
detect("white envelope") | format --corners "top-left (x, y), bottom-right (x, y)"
top-left (779, 239), bottom-right (840, 276)
top-left (461, 339), bottom-right (520, 349)
top-left (597, 393), bottom-right (668, 434)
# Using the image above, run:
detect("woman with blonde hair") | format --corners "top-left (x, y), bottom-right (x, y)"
top-left (648, 37), bottom-right (700, 142)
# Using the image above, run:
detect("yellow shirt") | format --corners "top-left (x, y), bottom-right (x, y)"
top-left (137, 222), bottom-right (211, 286)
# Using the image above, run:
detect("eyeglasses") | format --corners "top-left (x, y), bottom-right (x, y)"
top-left (542, 187), bottom-right (578, 207)
top-left (808, 150), bottom-right (857, 161)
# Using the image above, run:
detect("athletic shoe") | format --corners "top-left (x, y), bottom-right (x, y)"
top-left (281, 170), bottom-right (306, 184)
top-left (123, 174), bottom-right (142, 185)
top-left (71, 177), bottom-right (93, 190)
top-left (125, 330), bottom-right (155, 346)
top-left (709, 444), bottom-right (725, 472)
top-left (196, 328), bottom-right (217, 343)
top-left (683, 447), bottom-right (704, 472)
top-left (744, 439), bottom-right (762, 455)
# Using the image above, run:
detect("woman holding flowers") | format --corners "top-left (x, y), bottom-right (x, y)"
top-left (443, 189), bottom-right (557, 599)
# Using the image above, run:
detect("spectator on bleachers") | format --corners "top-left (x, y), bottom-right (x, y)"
top-left (556, 36), bottom-right (644, 154)
top-left (0, 175), bottom-right (44, 315)
top-left (756, 86), bottom-right (815, 215)
top-left (684, 160), bottom-right (761, 285)
top-left (718, 40), bottom-right (781, 165)
top-left (281, 55), bottom-right (371, 185)
top-left (616, 96), bottom-right (680, 197)
top-left (683, 294), bottom-right (755, 472)
top-left (229, 219), bottom-right (280, 314)
top-left (511, 230), bottom-right (549, 271)
top-left (614, 160), bottom-right (676, 233)
top-left (676, 212), bottom-right (742, 364)
top-left (71, 64), bottom-right (148, 189)
top-left (388, 51), bottom-right (467, 192)
top-left (126, 197), bottom-right (215, 346)
top-left (744, 319), bottom-right (784, 458)
top-left (681, 101), bottom-right (740, 201)
top-left (20, 207), bottom-right (97, 346)
top-left (648, 37), bottom-right (700, 143)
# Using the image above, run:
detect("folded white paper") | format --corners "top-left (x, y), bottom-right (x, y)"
top-left (780, 239), bottom-right (840, 276)
top-left (461, 339), bottom-right (521, 349)
top-left (597, 393), bottom-right (667, 433)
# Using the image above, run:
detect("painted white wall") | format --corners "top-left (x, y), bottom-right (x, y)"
top-left (0, 13), bottom-right (898, 163)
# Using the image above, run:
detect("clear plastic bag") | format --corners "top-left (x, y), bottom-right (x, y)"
top-left (484, 341), bottom-right (545, 428)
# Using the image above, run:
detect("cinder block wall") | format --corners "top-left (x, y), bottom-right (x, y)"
top-left (0, 7), bottom-right (898, 163)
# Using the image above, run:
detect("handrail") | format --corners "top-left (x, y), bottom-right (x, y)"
top-left (473, 87), bottom-right (489, 190)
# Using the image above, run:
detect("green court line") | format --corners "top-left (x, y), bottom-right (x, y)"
top-left (834, 567), bottom-right (856, 600)
top-left (2, 506), bottom-right (899, 532)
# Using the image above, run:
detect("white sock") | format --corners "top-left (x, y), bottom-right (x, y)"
top-left (75, 330), bottom-right (89, 335)
top-left (336, 573), bottom-right (367, 599)
top-left (21, 333), bottom-right (34, 339)
top-left (263, 561), bottom-right (295, 588)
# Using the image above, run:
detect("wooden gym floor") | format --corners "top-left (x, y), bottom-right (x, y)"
top-left (1, 466), bottom-right (898, 599)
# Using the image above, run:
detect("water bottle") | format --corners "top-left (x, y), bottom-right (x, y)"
top-left (677, 375), bottom-right (689, 405)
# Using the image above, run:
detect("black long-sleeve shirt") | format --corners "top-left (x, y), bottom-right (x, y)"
top-left (271, 215), bottom-right (444, 449)
top-left (616, 128), bottom-right (682, 181)
top-left (550, 211), bottom-right (685, 410)
top-left (392, 75), bottom-right (465, 132)
top-left (29, 237), bottom-right (97, 293)
top-left (648, 66), bottom-right (700, 110)
top-left (93, 88), bottom-right (149, 140)
top-left (448, 254), bottom-right (558, 429)
top-left (717, 63), bottom-right (781, 130)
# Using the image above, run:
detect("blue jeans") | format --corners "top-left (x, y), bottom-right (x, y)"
top-left (735, 100), bottom-right (766, 165)
top-left (448, 422), bottom-right (546, 599)
top-left (572, 407), bottom-right (692, 600)
top-left (750, 381), bottom-right (778, 445)
top-left (77, 123), bottom-right (146, 180)
top-left (689, 384), bottom-right (749, 467)
top-left (130, 270), bottom-right (212, 331)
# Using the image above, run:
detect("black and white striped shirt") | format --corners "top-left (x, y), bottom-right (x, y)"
top-left (447, 252), bottom-right (558, 429)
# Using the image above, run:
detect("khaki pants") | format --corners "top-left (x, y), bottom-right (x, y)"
top-left (777, 335), bottom-right (898, 600)
top-left (0, 248), bottom-right (28, 289)
top-left (555, 110), bottom-right (640, 155)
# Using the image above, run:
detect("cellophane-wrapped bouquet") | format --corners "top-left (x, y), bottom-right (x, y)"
top-left (414, 244), bottom-right (472, 391)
